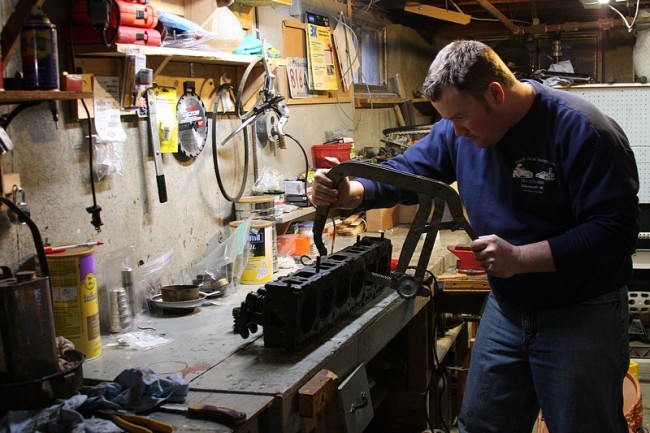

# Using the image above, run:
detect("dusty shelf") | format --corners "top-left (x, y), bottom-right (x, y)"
top-left (73, 44), bottom-right (260, 66)
top-left (0, 90), bottom-right (93, 104)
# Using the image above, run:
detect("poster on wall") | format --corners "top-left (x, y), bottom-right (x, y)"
top-left (305, 23), bottom-right (338, 91)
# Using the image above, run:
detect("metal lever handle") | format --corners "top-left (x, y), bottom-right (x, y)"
top-left (350, 392), bottom-right (368, 413)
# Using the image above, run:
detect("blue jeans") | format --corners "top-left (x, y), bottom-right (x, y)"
top-left (458, 287), bottom-right (629, 433)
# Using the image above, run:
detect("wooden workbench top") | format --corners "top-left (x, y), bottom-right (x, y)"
top-left (85, 227), bottom-right (471, 432)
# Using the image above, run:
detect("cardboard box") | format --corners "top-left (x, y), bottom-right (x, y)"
top-left (398, 204), bottom-right (419, 224)
top-left (365, 206), bottom-right (399, 232)
top-left (283, 180), bottom-right (306, 195)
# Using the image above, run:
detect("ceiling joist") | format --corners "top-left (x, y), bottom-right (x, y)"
top-left (403, 2), bottom-right (472, 24)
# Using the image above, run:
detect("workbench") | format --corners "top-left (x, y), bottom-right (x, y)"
top-left (84, 227), bottom-right (473, 433)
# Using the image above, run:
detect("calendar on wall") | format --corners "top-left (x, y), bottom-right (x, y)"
top-left (567, 84), bottom-right (650, 203)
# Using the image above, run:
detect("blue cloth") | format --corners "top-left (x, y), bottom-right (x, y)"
top-left (0, 368), bottom-right (189, 432)
top-left (0, 395), bottom-right (120, 433)
top-left (458, 288), bottom-right (629, 433)
top-left (80, 368), bottom-right (189, 412)
top-left (358, 79), bottom-right (639, 308)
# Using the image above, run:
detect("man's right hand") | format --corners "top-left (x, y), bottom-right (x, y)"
top-left (311, 157), bottom-right (364, 209)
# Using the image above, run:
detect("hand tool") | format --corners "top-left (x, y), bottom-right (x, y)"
top-left (95, 409), bottom-right (173, 433)
top-left (312, 160), bottom-right (477, 298)
top-left (145, 88), bottom-right (168, 203)
top-left (157, 402), bottom-right (247, 427)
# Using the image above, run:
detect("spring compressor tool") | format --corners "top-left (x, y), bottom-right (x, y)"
top-left (313, 160), bottom-right (477, 299)
top-left (232, 162), bottom-right (477, 351)
top-left (145, 88), bottom-right (168, 203)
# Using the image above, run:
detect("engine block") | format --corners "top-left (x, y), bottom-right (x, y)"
top-left (233, 235), bottom-right (392, 351)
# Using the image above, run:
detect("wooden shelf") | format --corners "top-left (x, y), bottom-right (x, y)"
top-left (0, 90), bottom-right (93, 104)
top-left (354, 96), bottom-right (429, 108)
top-left (276, 207), bottom-right (315, 224)
top-left (73, 44), bottom-right (260, 66)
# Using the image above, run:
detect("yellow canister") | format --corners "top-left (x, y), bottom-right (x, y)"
top-left (230, 220), bottom-right (273, 284)
top-left (46, 247), bottom-right (101, 359)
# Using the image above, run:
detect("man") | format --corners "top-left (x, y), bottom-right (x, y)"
top-left (311, 40), bottom-right (639, 433)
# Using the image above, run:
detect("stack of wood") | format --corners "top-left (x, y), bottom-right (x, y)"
top-left (437, 272), bottom-right (490, 291)
top-left (335, 212), bottom-right (366, 236)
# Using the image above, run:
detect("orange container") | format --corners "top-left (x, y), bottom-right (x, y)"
top-left (311, 143), bottom-right (352, 168)
top-left (278, 234), bottom-right (311, 256)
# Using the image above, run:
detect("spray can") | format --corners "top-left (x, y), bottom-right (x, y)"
top-left (20, 6), bottom-right (59, 90)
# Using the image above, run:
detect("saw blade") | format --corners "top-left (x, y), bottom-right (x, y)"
top-left (176, 92), bottom-right (208, 158)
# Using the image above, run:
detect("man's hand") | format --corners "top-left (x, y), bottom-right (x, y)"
top-left (471, 235), bottom-right (555, 278)
top-left (311, 157), bottom-right (364, 209)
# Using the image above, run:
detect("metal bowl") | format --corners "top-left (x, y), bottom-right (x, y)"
top-left (160, 284), bottom-right (200, 302)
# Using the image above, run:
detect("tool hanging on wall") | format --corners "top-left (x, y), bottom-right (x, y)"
top-left (145, 87), bottom-right (168, 203)
top-left (211, 40), bottom-right (290, 202)
top-left (176, 81), bottom-right (208, 161)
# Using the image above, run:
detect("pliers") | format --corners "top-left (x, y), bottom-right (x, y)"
top-left (95, 409), bottom-right (173, 433)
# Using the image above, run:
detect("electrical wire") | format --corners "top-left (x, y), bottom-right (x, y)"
top-left (425, 276), bottom-right (453, 433)
top-left (608, 0), bottom-right (640, 32)
top-left (79, 99), bottom-right (104, 232)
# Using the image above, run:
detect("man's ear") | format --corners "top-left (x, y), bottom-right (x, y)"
top-left (487, 82), bottom-right (505, 105)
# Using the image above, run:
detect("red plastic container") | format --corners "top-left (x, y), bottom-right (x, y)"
top-left (447, 245), bottom-right (485, 274)
top-left (71, 26), bottom-right (161, 46)
top-left (312, 143), bottom-right (352, 168)
top-left (73, 0), bottom-right (158, 29)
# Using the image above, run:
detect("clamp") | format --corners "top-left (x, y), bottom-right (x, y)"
top-left (312, 160), bottom-right (477, 299)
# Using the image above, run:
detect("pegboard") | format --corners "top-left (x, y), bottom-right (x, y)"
top-left (567, 84), bottom-right (650, 203)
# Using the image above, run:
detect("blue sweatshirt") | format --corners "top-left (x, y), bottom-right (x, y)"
top-left (359, 80), bottom-right (640, 308)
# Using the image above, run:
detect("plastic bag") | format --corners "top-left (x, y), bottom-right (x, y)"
top-left (138, 249), bottom-right (175, 302)
top-left (201, 7), bottom-right (245, 52)
top-left (252, 167), bottom-right (284, 194)
top-left (190, 219), bottom-right (251, 295)
top-left (101, 245), bottom-right (140, 334)
top-left (157, 10), bottom-right (216, 49)
top-left (94, 141), bottom-right (125, 180)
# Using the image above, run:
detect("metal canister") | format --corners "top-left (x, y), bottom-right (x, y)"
top-left (20, 6), bottom-right (59, 90)
top-left (0, 271), bottom-right (59, 384)
top-left (229, 220), bottom-right (274, 284)
top-left (46, 248), bottom-right (101, 359)
top-left (235, 195), bottom-right (278, 272)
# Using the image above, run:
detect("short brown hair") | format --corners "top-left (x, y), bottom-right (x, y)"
top-left (421, 40), bottom-right (517, 102)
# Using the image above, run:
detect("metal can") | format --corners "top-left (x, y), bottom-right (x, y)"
top-left (20, 6), bottom-right (59, 90)
top-left (229, 220), bottom-right (274, 284)
top-left (46, 247), bottom-right (101, 359)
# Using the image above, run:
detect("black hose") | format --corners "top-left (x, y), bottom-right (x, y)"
top-left (211, 85), bottom-right (249, 202)
top-left (0, 197), bottom-right (49, 277)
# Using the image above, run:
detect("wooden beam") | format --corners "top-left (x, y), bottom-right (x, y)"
top-left (403, 2), bottom-right (472, 24)
top-left (474, 0), bottom-right (521, 33)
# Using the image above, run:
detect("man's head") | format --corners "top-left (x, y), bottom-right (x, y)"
top-left (422, 40), bottom-right (517, 102)
top-left (422, 40), bottom-right (528, 148)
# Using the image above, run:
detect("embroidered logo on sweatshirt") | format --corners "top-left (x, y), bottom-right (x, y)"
top-left (512, 157), bottom-right (556, 194)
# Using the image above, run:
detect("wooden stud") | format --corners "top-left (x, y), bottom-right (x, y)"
top-left (298, 369), bottom-right (339, 418)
